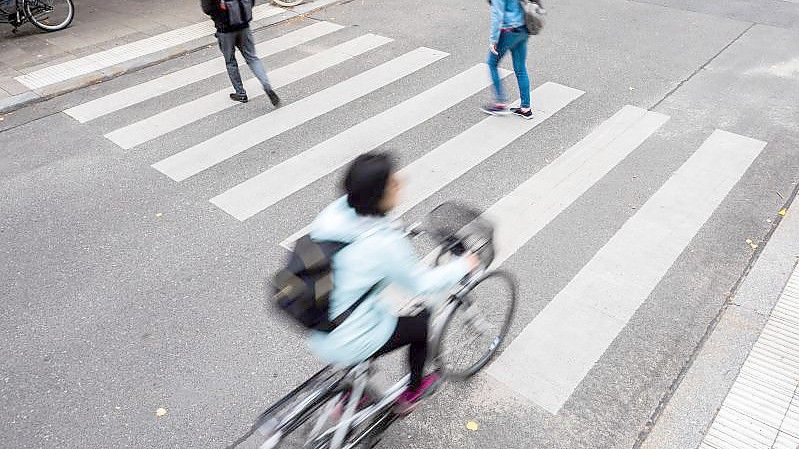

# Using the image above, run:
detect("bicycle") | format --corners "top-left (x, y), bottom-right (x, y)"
top-left (0, 0), bottom-right (74, 33)
top-left (229, 201), bottom-right (518, 449)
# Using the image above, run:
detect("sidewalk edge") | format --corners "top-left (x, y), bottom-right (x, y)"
top-left (0, 0), bottom-right (344, 114)
top-left (635, 180), bottom-right (799, 449)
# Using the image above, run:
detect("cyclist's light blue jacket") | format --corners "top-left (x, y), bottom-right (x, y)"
top-left (489, 0), bottom-right (525, 43)
top-left (307, 197), bottom-right (471, 367)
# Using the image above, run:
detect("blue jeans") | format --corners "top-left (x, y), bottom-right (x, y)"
top-left (487, 28), bottom-right (531, 108)
top-left (216, 28), bottom-right (272, 96)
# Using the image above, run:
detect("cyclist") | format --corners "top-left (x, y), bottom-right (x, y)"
top-left (307, 152), bottom-right (479, 413)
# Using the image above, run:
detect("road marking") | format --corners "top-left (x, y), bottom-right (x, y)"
top-left (106, 33), bottom-right (394, 150)
top-left (488, 129), bottom-right (767, 414)
top-left (393, 107), bottom-right (668, 313)
top-left (210, 63), bottom-right (509, 221)
top-left (64, 22), bottom-right (344, 123)
top-left (151, 47), bottom-right (447, 181)
top-left (280, 81), bottom-right (584, 248)
top-left (486, 106), bottom-right (669, 267)
top-left (15, 5), bottom-right (282, 91)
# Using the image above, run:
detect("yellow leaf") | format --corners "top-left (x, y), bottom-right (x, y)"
top-left (746, 239), bottom-right (752, 244)
top-left (779, 208), bottom-right (788, 217)
top-left (466, 421), bottom-right (479, 431)
top-left (156, 407), bottom-right (167, 417)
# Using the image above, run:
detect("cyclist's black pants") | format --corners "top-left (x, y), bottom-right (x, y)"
top-left (373, 309), bottom-right (430, 390)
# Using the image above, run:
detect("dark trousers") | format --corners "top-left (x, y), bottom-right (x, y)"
top-left (373, 310), bottom-right (430, 390)
top-left (215, 27), bottom-right (272, 95)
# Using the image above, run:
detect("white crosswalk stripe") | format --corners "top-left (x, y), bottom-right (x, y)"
top-left (210, 63), bottom-right (511, 221)
top-left (107, 33), bottom-right (395, 150)
top-left (151, 47), bottom-right (447, 181)
top-left (64, 22), bottom-right (345, 123)
top-left (485, 105), bottom-right (670, 268)
top-left (280, 81), bottom-right (584, 247)
top-left (15, 4), bottom-right (283, 91)
top-left (488, 129), bottom-right (767, 413)
top-left (67, 20), bottom-right (772, 420)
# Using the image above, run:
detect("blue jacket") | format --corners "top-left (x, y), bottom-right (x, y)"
top-left (489, 0), bottom-right (525, 44)
top-left (306, 197), bottom-right (471, 367)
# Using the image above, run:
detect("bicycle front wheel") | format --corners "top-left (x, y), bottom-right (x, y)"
top-left (434, 270), bottom-right (517, 380)
top-left (24, 0), bottom-right (74, 32)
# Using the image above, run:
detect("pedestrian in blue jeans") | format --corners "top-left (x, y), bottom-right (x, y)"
top-left (482, 0), bottom-right (533, 119)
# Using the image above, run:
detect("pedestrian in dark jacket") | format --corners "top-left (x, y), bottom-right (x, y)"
top-left (201, 0), bottom-right (280, 105)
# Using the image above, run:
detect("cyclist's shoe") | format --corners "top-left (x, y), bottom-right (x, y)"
top-left (394, 373), bottom-right (441, 415)
top-left (510, 107), bottom-right (534, 120)
top-left (480, 103), bottom-right (509, 116)
top-left (229, 93), bottom-right (248, 103)
top-left (266, 89), bottom-right (281, 107)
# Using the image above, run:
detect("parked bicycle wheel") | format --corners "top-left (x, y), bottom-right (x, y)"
top-left (434, 270), bottom-right (517, 380)
top-left (24, 0), bottom-right (74, 32)
top-left (272, 0), bottom-right (304, 7)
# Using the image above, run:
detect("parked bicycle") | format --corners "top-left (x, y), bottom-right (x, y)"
top-left (1, 0), bottom-right (74, 33)
top-left (229, 201), bottom-right (518, 448)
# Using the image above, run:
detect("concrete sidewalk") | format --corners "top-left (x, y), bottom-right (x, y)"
top-left (640, 186), bottom-right (799, 449)
top-left (0, 0), bottom-right (340, 112)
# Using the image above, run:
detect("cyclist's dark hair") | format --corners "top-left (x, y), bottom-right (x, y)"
top-left (343, 152), bottom-right (394, 216)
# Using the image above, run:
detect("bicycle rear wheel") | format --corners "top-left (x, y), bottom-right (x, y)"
top-left (228, 367), bottom-right (344, 449)
top-left (434, 270), bottom-right (517, 380)
top-left (24, 0), bottom-right (73, 32)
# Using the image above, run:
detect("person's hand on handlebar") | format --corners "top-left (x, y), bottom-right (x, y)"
top-left (465, 253), bottom-right (481, 273)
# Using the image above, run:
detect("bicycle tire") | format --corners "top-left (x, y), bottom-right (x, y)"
top-left (24, 0), bottom-right (73, 32)
top-left (272, 0), bottom-right (304, 7)
top-left (304, 384), bottom-right (392, 449)
top-left (228, 367), bottom-right (343, 449)
top-left (433, 270), bottom-right (517, 380)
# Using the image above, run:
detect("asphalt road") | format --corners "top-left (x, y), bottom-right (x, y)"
top-left (1, 0), bottom-right (798, 448)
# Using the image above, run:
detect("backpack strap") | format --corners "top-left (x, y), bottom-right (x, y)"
top-left (327, 282), bottom-right (381, 329)
top-left (316, 222), bottom-right (387, 330)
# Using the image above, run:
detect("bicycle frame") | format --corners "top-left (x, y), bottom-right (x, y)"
top-left (0, 1), bottom-right (24, 26)
top-left (242, 220), bottom-right (495, 449)
top-left (258, 277), bottom-right (488, 449)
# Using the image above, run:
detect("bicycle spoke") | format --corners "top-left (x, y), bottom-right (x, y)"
top-left (24, 0), bottom-right (73, 30)
top-left (435, 271), bottom-right (517, 379)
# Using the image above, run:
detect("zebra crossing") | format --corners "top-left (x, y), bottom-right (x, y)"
top-left (61, 20), bottom-right (770, 416)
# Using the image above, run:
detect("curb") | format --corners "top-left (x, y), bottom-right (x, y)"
top-left (637, 181), bottom-right (799, 449)
top-left (0, 0), bottom-right (344, 114)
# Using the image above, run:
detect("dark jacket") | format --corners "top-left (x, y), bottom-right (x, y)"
top-left (201, 0), bottom-right (253, 33)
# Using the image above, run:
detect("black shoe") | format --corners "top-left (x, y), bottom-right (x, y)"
top-left (266, 89), bottom-right (281, 107)
top-left (510, 107), bottom-right (533, 120)
top-left (229, 93), bottom-right (248, 103)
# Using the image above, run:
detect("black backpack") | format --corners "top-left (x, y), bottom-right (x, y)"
top-left (222, 0), bottom-right (253, 28)
top-left (272, 234), bottom-right (378, 332)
